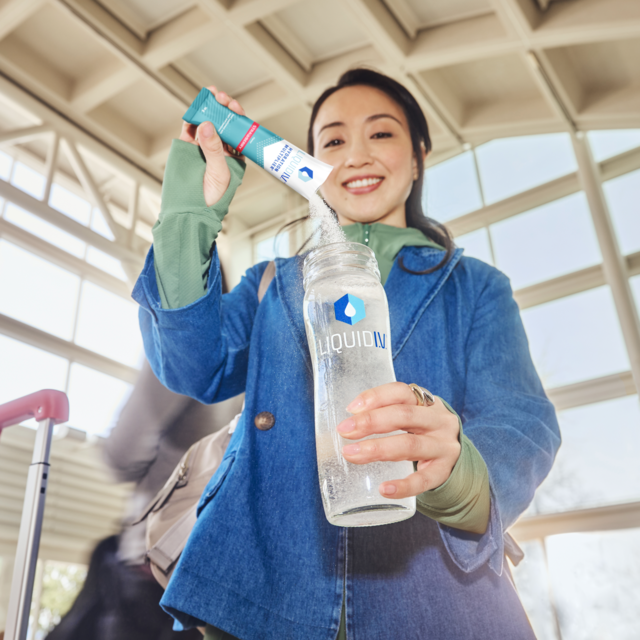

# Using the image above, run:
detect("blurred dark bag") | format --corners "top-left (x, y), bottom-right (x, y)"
top-left (44, 535), bottom-right (201, 640)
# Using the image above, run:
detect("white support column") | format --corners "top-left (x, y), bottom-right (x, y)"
top-left (571, 132), bottom-right (640, 395)
top-left (42, 132), bottom-right (59, 205)
top-left (128, 181), bottom-right (140, 248)
top-left (0, 125), bottom-right (52, 146)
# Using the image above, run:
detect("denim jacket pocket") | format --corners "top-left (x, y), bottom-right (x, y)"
top-left (196, 452), bottom-right (236, 517)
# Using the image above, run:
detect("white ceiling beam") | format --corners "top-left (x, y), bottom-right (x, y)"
top-left (533, 0), bottom-right (640, 47)
top-left (142, 7), bottom-right (221, 69)
top-left (0, 77), bottom-right (162, 194)
top-left (0, 312), bottom-right (138, 383)
top-left (260, 15), bottom-right (314, 73)
top-left (512, 501), bottom-right (640, 542)
top-left (0, 0), bottom-right (44, 41)
top-left (344, 0), bottom-right (411, 64)
top-left (59, 0), bottom-right (144, 55)
top-left (341, 0), bottom-right (463, 149)
top-left (200, 0), bottom-right (309, 102)
top-left (383, 0), bottom-right (419, 39)
top-left (243, 21), bottom-right (308, 89)
top-left (489, 0), bottom-right (539, 40)
top-left (70, 58), bottom-right (140, 113)
top-left (236, 80), bottom-right (295, 122)
top-left (226, 0), bottom-right (300, 26)
top-left (0, 124), bottom-right (51, 145)
top-left (407, 14), bottom-right (520, 71)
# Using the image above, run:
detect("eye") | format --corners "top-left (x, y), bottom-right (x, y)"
top-left (323, 139), bottom-right (344, 148)
top-left (371, 132), bottom-right (392, 139)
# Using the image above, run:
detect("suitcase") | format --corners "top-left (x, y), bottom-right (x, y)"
top-left (0, 389), bottom-right (69, 640)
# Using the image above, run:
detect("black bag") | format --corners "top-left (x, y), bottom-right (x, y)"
top-left (44, 536), bottom-right (201, 640)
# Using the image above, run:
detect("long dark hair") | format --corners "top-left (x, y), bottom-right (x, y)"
top-left (280, 68), bottom-right (454, 274)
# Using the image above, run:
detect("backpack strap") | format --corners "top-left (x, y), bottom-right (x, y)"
top-left (257, 261), bottom-right (275, 303)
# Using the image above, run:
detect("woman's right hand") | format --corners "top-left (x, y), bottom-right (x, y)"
top-left (180, 86), bottom-right (247, 207)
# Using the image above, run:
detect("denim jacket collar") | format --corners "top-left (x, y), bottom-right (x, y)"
top-left (275, 246), bottom-right (464, 370)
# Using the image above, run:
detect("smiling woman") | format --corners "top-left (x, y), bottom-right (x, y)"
top-left (135, 68), bottom-right (560, 640)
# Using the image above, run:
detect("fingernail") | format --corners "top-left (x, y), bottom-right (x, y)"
top-left (343, 444), bottom-right (360, 455)
top-left (346, 398), bottom-right (364, 413)
top-left (199, 122), bottom-right (213, 139)
top-left (381, 484), bottom-right (396, 496)
top-left (337, 419), bottom-right (355, 434)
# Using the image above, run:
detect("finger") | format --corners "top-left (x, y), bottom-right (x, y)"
top-left (347, 382), bottom-right (442, 414)
top-left (179, 121), bottom-right (198, 144)
top-left (342, 433), bottom-right (447, 465)
top-left (228, 98), bottom-right (246, 116)
top-left (337, 404), bottom-right (429, 440)
top-left (379, 467), bottom-right (451, 499)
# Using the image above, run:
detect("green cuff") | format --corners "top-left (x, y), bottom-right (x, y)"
top-left (414, 398), bottom-right (491, 535)
top-left (152, 139), bottom-right (245, 309)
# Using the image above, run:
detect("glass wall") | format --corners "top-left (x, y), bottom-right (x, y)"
top-left (0, 149), bottom-right (140, 435)
top-left (424, 129), bottom-right (640, 639)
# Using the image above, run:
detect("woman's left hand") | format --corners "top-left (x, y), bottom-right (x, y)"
top-left (337, 382), bottom-right (461, 498)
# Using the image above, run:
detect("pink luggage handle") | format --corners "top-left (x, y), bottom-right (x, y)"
top-left (0, 389), bottom-right (69, 432)
top-left (1, 389), bottom-right (69, 640)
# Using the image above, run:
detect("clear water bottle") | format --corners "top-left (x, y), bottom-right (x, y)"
top-left (303, 242), bottom-right (416, 527)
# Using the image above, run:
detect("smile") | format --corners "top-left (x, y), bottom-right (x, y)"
top-left (344, 177), bottom-right (383, 188)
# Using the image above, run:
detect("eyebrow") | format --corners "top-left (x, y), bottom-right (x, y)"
top-left (318, 113), bottom-right (403, 135)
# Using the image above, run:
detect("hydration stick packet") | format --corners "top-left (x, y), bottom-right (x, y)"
top-left (183, 88), bottom-right (333, 200)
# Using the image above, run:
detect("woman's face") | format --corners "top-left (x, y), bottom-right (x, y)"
top-left (312, 85), bottom-right (420, 228)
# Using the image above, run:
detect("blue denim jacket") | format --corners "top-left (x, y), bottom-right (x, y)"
top-left (133, 244), bottom-right (560, 640)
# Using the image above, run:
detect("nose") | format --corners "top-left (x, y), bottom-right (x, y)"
top-left (344, 135), bottom-right (373, 169)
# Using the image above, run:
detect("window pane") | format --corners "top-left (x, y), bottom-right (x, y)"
top-left (255, 232), bottom-right (289, 264)
top-left (0, 241), bottom-right (80, 340)
top-left (546, 529), bottom-right (640, 639)
top-left (74, 281), bottom-right (142, 367)
top-left (0, 335), bottom-right (68, 408)
top-left (587, 129), bottom-right (640, 162)
top-left (423, 151), bottom-right (483, 222)
top-left (521, 286), bottom-right (630, 388)
top-left (11, 162), bottom-right (45, 200)
top-left (490, 193), bottom-right (601, 290)
top-left (529, 395), bottom-right (640, 515)
top-left (85, 246), bottom-right (127, 281)
top-left (603, 169), bottom-right (640, 256)
top-left (4, 203), bottom-right (86, 258)
top-left (511, 540), bottom-right (560, 640)
top-left (66, 363), bottom-right (132, 435)
top-left (455, 228), bottom-right (493, 265)
top-left (0, 149), bottom-right (12, 180)
top-left (475, 134), bottom-right (577, 204)
top-left (90, 208), bottom-right (115, 240)
top-left (49, 184), bottom-right (91, 225)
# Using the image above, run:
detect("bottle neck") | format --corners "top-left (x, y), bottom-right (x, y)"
top-left (303, 242), bottom-right (380, 290)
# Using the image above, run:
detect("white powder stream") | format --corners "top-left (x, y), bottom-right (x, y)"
top-left (308, 191), bottom-right (346, 246)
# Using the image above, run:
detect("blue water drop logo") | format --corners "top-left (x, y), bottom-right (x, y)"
top-left (298, 166), bottom-right (313, 182)
top-left (335, 294), bottom-right (365, 325)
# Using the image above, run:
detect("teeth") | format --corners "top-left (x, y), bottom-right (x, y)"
top-left (345, 177), bottom-right (382, 189)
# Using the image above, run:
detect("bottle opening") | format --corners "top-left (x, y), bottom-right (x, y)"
top-left (303, 242), bottom-right (380, 290)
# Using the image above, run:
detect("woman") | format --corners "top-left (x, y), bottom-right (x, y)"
top-left (133, 69), bottom-right (560, 639)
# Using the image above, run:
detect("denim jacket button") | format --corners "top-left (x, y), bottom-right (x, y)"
top-left (254, 411), bottom-right (275, 431)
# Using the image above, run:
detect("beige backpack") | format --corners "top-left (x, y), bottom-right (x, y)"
top-left (135, 261), bottom-right (275, 587)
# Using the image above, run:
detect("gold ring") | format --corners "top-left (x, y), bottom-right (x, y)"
top-left (408, 384), bottom-right (435, 407)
